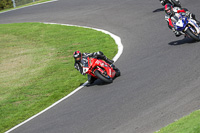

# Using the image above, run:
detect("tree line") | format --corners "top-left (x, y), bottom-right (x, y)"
top-left (0, 0), bottom-right (13, 11)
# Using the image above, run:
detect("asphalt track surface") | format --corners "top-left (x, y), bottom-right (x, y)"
top-left (1, 0), bottom-right (200, 133)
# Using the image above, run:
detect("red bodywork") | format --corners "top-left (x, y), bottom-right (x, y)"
top-left (83, 57), bottom-right (116, 79)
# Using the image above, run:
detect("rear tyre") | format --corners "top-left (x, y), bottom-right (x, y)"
top-left (185, 28), bottom-right (200, 41)
top-left (94, 70), bottom-right (113, 83)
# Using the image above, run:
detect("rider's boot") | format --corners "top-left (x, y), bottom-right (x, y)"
top-left (110, 64), bottom-right (121, 77)
top-left (174, 31), bottom-right (181, 37)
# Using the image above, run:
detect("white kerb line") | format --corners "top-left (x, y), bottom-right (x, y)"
top-left (5, 22), bottom-right (123, 133)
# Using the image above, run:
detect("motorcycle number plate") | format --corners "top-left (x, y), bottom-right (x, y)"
top-left (176, 19), bottom-right (184, 27)
top-left (83, 67), bottom-right (89, 73)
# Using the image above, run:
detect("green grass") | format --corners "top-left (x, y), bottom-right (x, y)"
top-left (0, 0), bottom-right (51, 13)
top-left (156, 110), bottom-right (200, 133)
top-left (0, 22), bottom-right (117, 133)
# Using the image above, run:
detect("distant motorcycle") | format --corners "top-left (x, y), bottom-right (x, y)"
top-left (82, 57), bottom-right (120, 83)
top-left (171, 13), bottom-right (200, 41)
top-left (169, 0), bottom-right (181, 7)
top-left (160, 0), bottom-right (181, 7)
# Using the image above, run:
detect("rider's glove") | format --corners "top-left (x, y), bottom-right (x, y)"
top-left (181, 12), bottom-right (186, 16)
top-left (185, 11), bottom-right (190, 17)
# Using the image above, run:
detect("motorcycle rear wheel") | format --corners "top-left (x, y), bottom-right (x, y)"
top-left (94, 70), bottom-right (113, 83)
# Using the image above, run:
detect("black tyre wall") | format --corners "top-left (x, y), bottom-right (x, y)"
top-left (94, 70), bottom-right (113, 83)
top-left (185, 28), bottom-right (200, 41)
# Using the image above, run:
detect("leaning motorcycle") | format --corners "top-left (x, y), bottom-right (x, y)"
top-left (81, 57), bottom-right (120, 83)
top-left (171, 13), bottom-right (200, 41)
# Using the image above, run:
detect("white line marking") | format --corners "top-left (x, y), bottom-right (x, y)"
top-left (0, 0), bottom-right (58, 14)
top-left (44, 22), bottom-right (123, 62)
top-left (5, 22), bottom-right (123, 133)
top-left (5, 81), bottom-right (88, 133)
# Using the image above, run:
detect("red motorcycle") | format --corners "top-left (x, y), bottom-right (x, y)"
top-left (82, 57), bottom-right (120, 83)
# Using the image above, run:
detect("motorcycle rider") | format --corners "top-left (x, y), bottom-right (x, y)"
top-left (164, 3), bottom-right (200, 37)
top-left (73, 50), bottom-right (117, 84)
top-left (160, 0), bottom-right (181, 7)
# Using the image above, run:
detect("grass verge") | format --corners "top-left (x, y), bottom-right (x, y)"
top-left (156, 110), bottom-right (200, 133)
top-left (0, 0), bottom-right (52, 13)
top-left (0, 22), bottom-right (117, 133)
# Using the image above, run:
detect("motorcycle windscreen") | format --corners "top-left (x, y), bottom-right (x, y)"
top-left (81, 57), bottom-right (89, 67)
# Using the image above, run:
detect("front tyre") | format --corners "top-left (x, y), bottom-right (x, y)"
top-left (94, 70), bottom-right (113, 83)
top-left (185, 28), bottom-right (200, 41)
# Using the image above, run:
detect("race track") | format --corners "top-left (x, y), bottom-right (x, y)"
top-left (1, 0), bottom-right (200, 133)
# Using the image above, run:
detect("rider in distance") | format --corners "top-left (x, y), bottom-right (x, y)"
top-left (164, 3), bottom-right (200, 37)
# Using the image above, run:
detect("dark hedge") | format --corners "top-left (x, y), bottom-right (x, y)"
top-left (0, 0), bottom-right (13, 10)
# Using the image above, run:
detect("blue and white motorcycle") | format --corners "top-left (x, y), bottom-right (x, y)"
top-left (171, 13), bottom-right (200, 41)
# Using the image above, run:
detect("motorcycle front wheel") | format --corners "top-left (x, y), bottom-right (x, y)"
top-left (185, 28), bottom-right (200, 41)
top-left (94, 70), bottom-right (113, 83)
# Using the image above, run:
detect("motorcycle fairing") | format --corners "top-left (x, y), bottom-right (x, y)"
top-left (173, 14), bottom-right (200, 34)
top-left (173, 15), bottom-right (188, 31)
